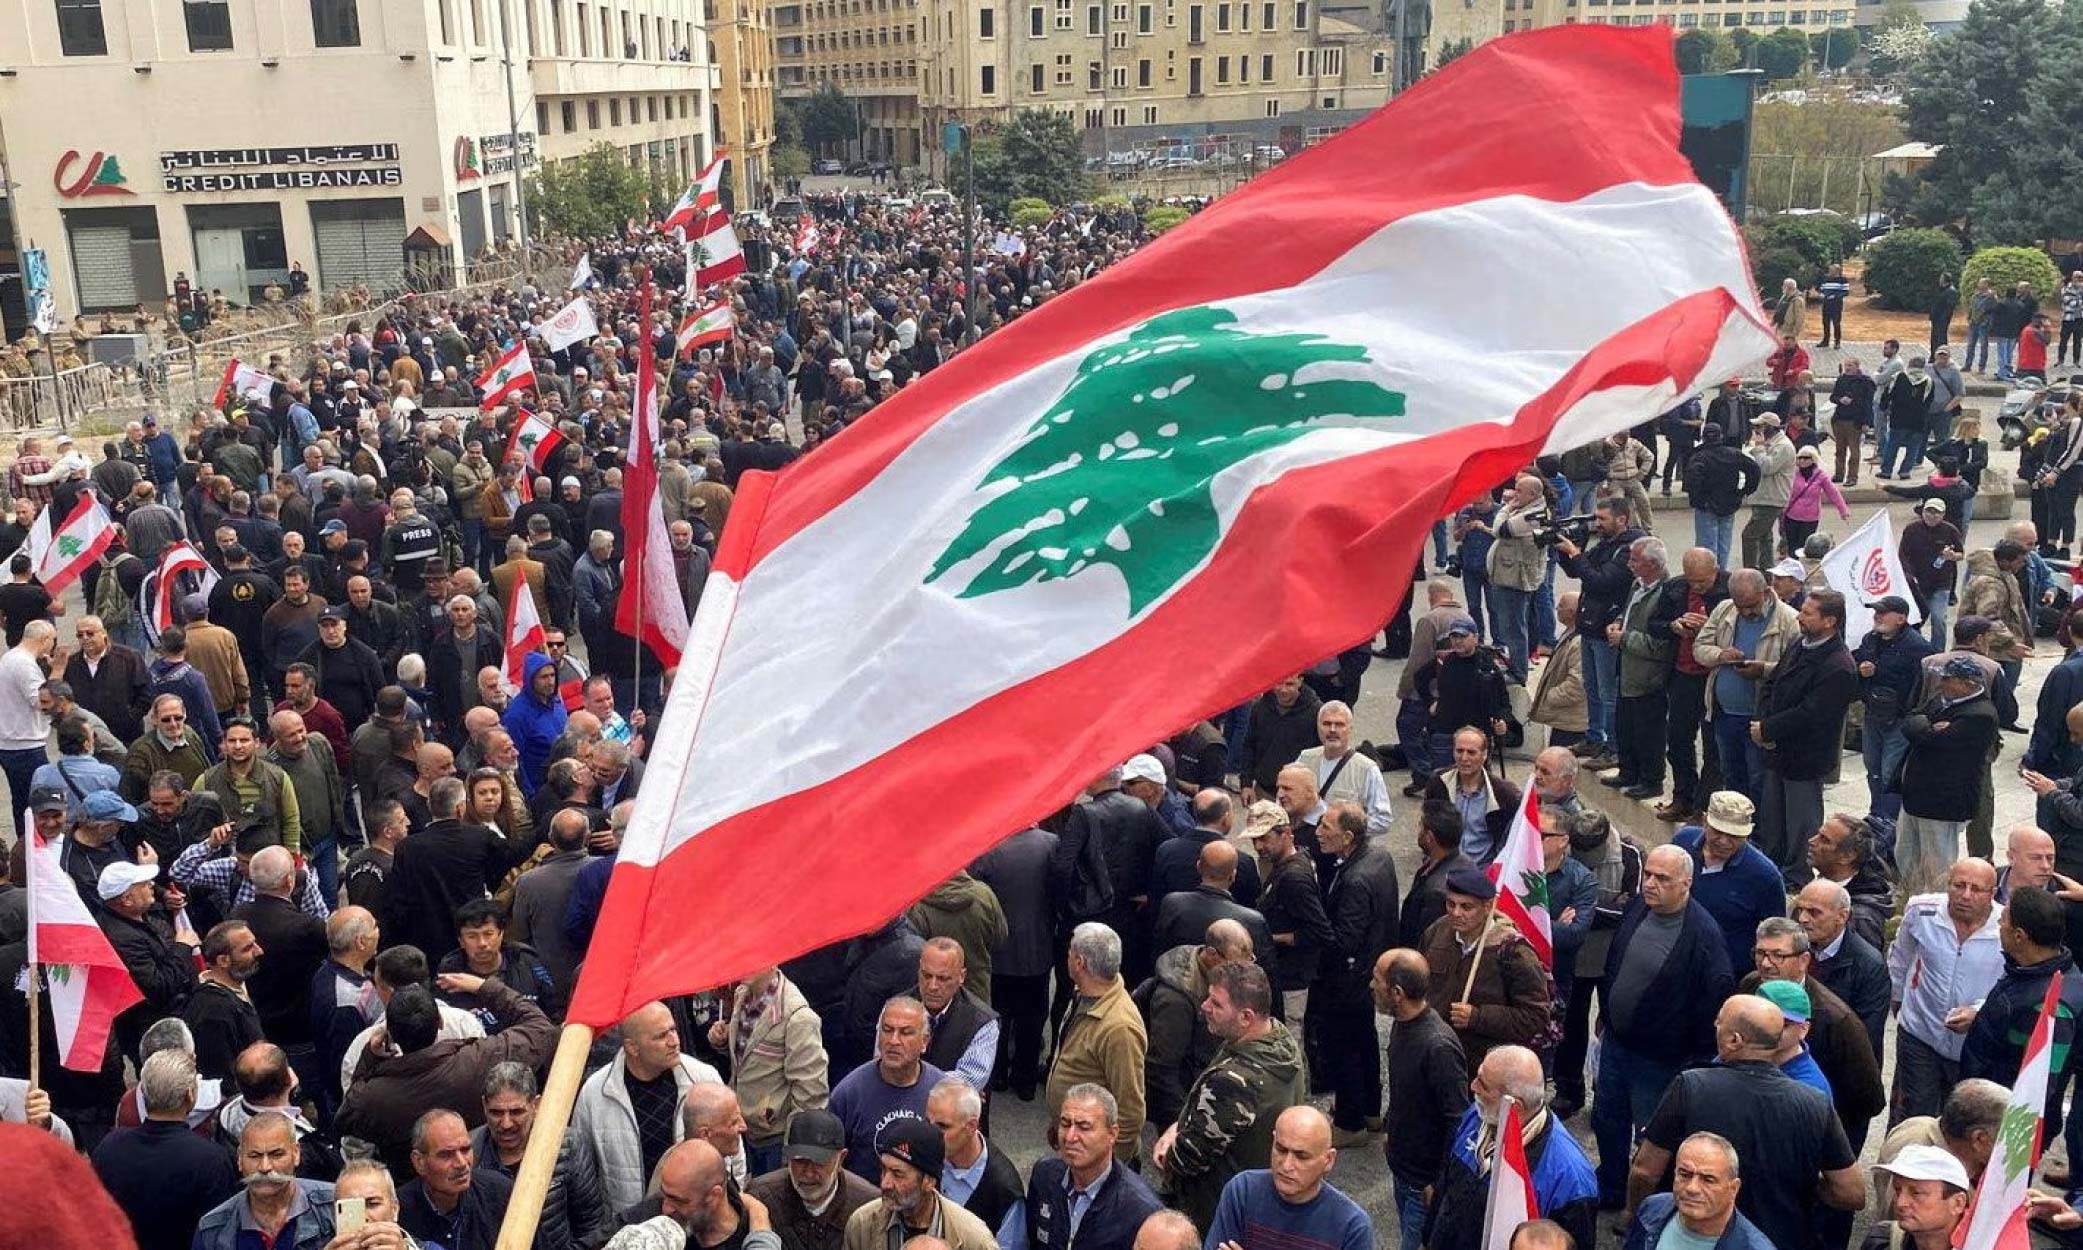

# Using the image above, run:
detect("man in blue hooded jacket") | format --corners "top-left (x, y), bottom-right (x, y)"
top-left (501, 651), bottom-right (567, 794)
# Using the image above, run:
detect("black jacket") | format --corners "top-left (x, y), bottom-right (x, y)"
top-left (90, 1118), bottom-right (241, 1250)
top-left (1151, 887), bottom-right (1274, 962)
top-left (1401, 851), bottom-right (1477, 950)
top-left (1318, 838), bottom-right (1401, 1007)
top-left (971, 827), bottom-right (1058, 979)
top-left (2029, 653), bottom-right (2083, 772)
top-left (958, 1138), bottom-right (1026, 1234)
top-left (346, 597), bottom-right (410, 679)
top-left (1013, 1155), bottom-right (1163, 1250)
top-left (1599, 898), bottom-right (1734, 1068)
top-left (1646, 573), bottom-right (1732, 644)
top-left (1758, 634), bottom-right (1858, 782)
top-left (1854, 626), bottom-right (1936, 728)
top-left (399, 1169), bottom-right (514, 1250)
top-left (1255, 850), bottom-right (1333, 991)
top-left (295, 635), bottom-right (384, 732)
top-left (64, 644), bottom-right (152, 745)
top-left (470, 1122), bottom-right (614, 1250)
top-left (1683, 445), bottom-right (1760, 517)
top-left (1899, 688), bottom-right (2000, 821)
top-left (1052, 790), bottom-right (1160, 926)
top-left (1238, 685), bottom-right (1322, 794)
top-left (181, 979), bottom-right (265, 1080)
top-left (1812, 928), bottom-right (1893, 1061)
top-left (1384, 1006), bottom-right (1470, 1185)
top-left (1559, 527), bottom-right (1648, 632)
top-left (99, 908), bottom-right (195, 1060)
top-left (229, 894), bottom-right (328, 1046)
top-left (381, 819), bottom-right (538, 964)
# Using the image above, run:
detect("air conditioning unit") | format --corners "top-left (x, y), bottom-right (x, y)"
top-left (86, 333), bottom-right (152, 369)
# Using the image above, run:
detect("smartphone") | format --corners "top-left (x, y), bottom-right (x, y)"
top-left (336, 1196), bottom-right (367, 1236)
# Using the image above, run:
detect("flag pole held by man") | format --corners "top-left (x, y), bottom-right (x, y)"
top-left (494, 25), bottom-right (1775, 1250)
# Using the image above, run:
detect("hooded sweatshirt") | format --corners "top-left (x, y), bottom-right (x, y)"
top-left (1164, 1020), bottom-right (1307, 1228)
top-left (501, 650), bottom-right (568, 792)
top-left (903, 872), bottom-right (1008, 999)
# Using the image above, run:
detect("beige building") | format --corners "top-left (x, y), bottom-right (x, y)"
top-left (712, 0), bottom-right (780, 204)
top-left (1429, 0), bottom-right (1854, 62)
top-left (0, 0), bottom-right (714, 323)
top-left (775, 0), bottom-right (1393, 175)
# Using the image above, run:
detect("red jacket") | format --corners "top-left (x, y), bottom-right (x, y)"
top-left (1768, 343), bottom-right (1812, 389)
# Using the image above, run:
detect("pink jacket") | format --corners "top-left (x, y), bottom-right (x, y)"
top-left (1784, 465), bottom-right (1850, 523)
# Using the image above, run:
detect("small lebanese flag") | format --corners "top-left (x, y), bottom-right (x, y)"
top-left (616, 286), bottom-right (693, 668)
top-left (661, 149), bottom-right (729, 240)
top-left (212, 358), bottom-right (275, 410)
top-left (1958, 973), bottom-right (2062, 1250)
top-left (503, 409), bottom-right (568, 474)
top-left (678, 302), bottom-right (735, 355)
top-left (1487, 788), bottom-right (1554, 969)
top-left (504, 575), bottom-right (548, 694)
top-left (148, 540), bottom-right (218, 633)
top-left (26, 819), bottom-right (143, 1071)
top-left (692, 211), bottom-right (746, 287)
top-left (26, 493), bottom-right (117, 596)
top-left (794, 217), bottom-right (819, 255)
top-left (1479, 1097), bottom-right (1540, 1250)
top-left (476, 341), bottom-right (537, 410)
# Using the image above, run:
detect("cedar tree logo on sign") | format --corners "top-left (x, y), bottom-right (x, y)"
top-left (927, 306), bottom-right (1407, 615)
top-left (454, 136), bottom-right (482, 181)
top-left (54, 150), bottom-right (134, 198)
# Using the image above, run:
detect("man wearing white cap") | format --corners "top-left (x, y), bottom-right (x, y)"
top-left (1742, 413), bottom-right (1795, 572)
top-left (1118, 753), bottom-right (1193, 837)
top-left (96, 858), bottom-right (200, 1061)
top-left (1868, 1144), bottom-right (1972, 1250)
top-left (1898, 497), bottom-right (1964, 648)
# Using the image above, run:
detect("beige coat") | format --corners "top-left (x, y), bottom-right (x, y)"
top-left (183, 621), bottom-right (250, 714)
top-left (1487, 499), bottom-right (1547, 592)
top-left (1044, 975), bottom-right (1148, 1162)
top-left (843, 1197), bottom-right (996, 1250)
top-left (1692, 596), bottom-right (1801, 715)
top-left (724, 974), bottom-right (829, 1147)
top-left (1529, 632), bottom-right (1586, 733)
top-left (1957, 550), bottom-right (2032, 660)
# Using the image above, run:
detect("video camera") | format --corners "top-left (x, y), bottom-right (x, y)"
top-left (1531, 513), bottom-right (1599, 549)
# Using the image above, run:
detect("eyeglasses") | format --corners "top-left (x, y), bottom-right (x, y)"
top-left (545, 640), bottom-right (567, 649)
top-left (1752, 947), bottom-right (1802, 963)
top-left (158, 713), bottom-right (186, 723)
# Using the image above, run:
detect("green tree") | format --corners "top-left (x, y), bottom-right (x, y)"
top-left (1730, 27), bottom-right (1760, 63)
top-left (1960, 246), bottom-right (2062, 300)
top-left (529, 144), bottom-right (656, 239)
top-left (1898, 0), bottom-right (2066, 232)
top-left (971, 111), bottom-right (1089, 215)
top-left (1433, 36), bottom-right (1476, 70)
top-left (795, 84), bottom-right (859, 156)
top-left (1675, 28), bottom-right (1726, 74)
top-left (1866, 0), bottom-right (1930, 75)
top-left (772, 144), bottom-right (810, 182)
top-left (1862, 227), bottom-right (1962, 310)
top-left (1751, 91), bottom-right (1904, 215)
top-left (1757, 28), bottom-right (1814, 79)
top-left (1810, 27), bottom-right (1856, 71)
top-left (1969, 1), bottom-right (2083, 243)
top-left (926, 306), bottom-right (1407, 613)
top-left (1142, 205), bottom-right (1190, 234)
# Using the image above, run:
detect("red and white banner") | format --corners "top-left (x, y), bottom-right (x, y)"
top-left (540, 295), bottom-right (602, 353)
top-left (794, 217), bottom-right (819, 255)
top-left (502, 409), bottom-right (568, 475)
top-left (1488, 788), bottom-right (1553, 970)
top-left (504, 575), bottom-right (548, 694)
top-left (616, 288), bottom-right (692, 669)
top-left (1818, 509), bottom-right (1925, 646)
top-left (476, 341), bottom-right (537, 410)
top-left (1960, 974), bottom-right (2061, 1250)
top-left (26, 821), bottom-right (142, 1071)
top-left (567, 27), bottom-right (1773, 1026)
top-left (25, 493), bottom-right (117, 596)
top-left (1480, 1097), bottom-right (1540, 1250)
top-left (144, 541), bottom-right (219, 635)
top-left (661, 149), bottom-right (729, 240)
top-left (691, 211), bottom-right (746, 288)
top-left (212, 358), bottom-right (275, 410)
top-left (677, 302), bottom-right (735, 355)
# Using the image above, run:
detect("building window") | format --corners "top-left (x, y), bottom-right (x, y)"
top-left (574, 1), bottom-right (587, 51)
top-left (1237, 50), bottom-right (1247, 78)
top-left (982, 63), bottom-right (996, 91)
top-left (1187, 54), bottom-right (1200, 90)
top-left (1260, 1), bottom-right (1271, 27)
top-left (1111, 63), bottom-right (1126, 85)
top-left (311, 0), bottom-right (361, 45)
top-left (1142, 103), bottom-right (1157, 121)
top-left (1371, 49), bottom-right (1385, 72)
top-left (186, 0), bottom-right (235, 49)
top-left (1087, 2), bottom-right (1100, 29)
top-left (1260, 50), bottom-right (1272, 77)
top-left (1111, 104), bottom-right (1125, 124)
top-left (587, 99), bottom-right (601, 126)
top-left (1294, 46), bottom-right (1311, 74)
top-left (1264, 97), bottom-right (1279, 115)
top-left (56, 0), bottom-right (106, 54)
top-left (1136, 1), bottom-right (1151, 29)
top-left (538, 102), bottom-right (551, 132)
top-left (1089, 59), bottom-right (1101, 85)
top-left (1030, 4), bottom-right (1043, 31)
top-left (1056, 51), bottom-right (1072, 81)
top-left (1216, 1), bottom-right (1229, 26)
top-left (1110, 28), bottom-right (1125, 44)
top-left (1292, 0), bottom-right (1305, 25)
top-left (1188, 2), bottom-right (1200, 37)
top-left (647, 95), bottom-right (658, 120)
top-left (1136, 55), bottom-right (1150, 84)
top-left (1216, 53), bottom-right (1228, 80)
top-left (1031, 61), bottom-right (1043, 88)
top-left (1321, 45), bottom-right (1339, 75)
top-left (610, 97), bottom-right (622, 124)
top-left (563, 100), bottom-right (578, 129)
top-left (980, 5), bottom-right (994, 33)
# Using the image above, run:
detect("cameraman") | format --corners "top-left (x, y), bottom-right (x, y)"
top-left (1411, 617), bottom-right (1511, 776)
top-left (1488, 473), bottom-right (1549, 684)
top-left (1553, 498), bottom-right (1646, 772)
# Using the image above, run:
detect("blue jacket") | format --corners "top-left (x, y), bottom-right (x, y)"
top-left (1600, 897), bottom-right (1734, 1068)
top-left (1006, 1156), bottom-right (1161, 1250)
top-left (501, 651), bottom-right (568, 792)
top-left (1673, 828), bottom-right (1787, 974)
top-left (144, 431), bottom-right (182, 484)
top-left (1546, 855), bottom-right (1600, 989)
top-left (148, 657), bottom-right (223, 756)
top-left (1961, 949), bottom-right (2083, 1137)
top-left (190, 1179), bottom-right (336, 1250)
top-left (1427, 1105), bottom-right (1598, 1250)
top-left (1624, 1193), bottom-right (1777, 1250)
top-left (2029, 653), bottom-right (2083, 773)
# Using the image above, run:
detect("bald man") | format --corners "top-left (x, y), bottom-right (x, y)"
top-left (1203, 1106), bottom-right (1370, 1250)
top-left (1888, 858), bottom-right (2003, 1125)
top-left (571, 1000), bottom-right (725, 1210)
top-left (228, 844), bottom-right (329, 1058)
top-left (1427, 1046), bottom-right (1597, 1250)
top-left (1152, 839), bottom-right (1275, 959)
top-left (1628, 996), bottom-right (1863, 1250)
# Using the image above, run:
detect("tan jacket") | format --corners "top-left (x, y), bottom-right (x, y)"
top-left (1957, 550), bottom-right (2031, 659)
top-left (724, 974), bottom-right (829, 1147)
top-left (1399, 598), bottom-right (1467, 700)
top-left (1693, 596), bottom-right (1801, 715)
top-left (692, 480), bottom-right (734, 537)
top-left (843, 1196), bottom-right (996, 1250)
top-left (184, 621), bottom-right (250, 713)
top-left (480, 479), bottom-right (516, 540)
top-left (1487, 499), bottom-right (1546, 592)
top-left (1044, 975), bottom-right (1148, 1162)
top-left (451, 454), bottom-right (495, 521)
top-left (1528, 631), bottom-right (1586, 732)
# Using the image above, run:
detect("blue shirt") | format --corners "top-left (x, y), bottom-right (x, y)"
top-left (1781, 1047), bottom-right (1834, 1100)
top-left (1203, 1170), bottom-right (1372, 1250)
top-left (942, 1140), bottom-right (993, 1208)
top-left (1714, 611), bottom-right (1770, 717)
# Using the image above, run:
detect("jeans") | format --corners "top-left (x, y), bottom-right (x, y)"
top-left (0, 746), bottom-right (47, 842)
top-left (1461, 569), bottom-right (1490, 640)
top-left (1890, 1028), bottom-right (1959, 1127)
top-left (1742, 506), bottom-right (1782, 571)
top-left (1581, 636), bottom-right (1618, 747)
top-left (1967, 321), bottom-right (1991, 371)
top-left (462, 518), bottom-right (492, 577)
top-left (1221, 701), bottom-right (1253, 777)
top-left (1533, 556), bottom-right (1559, 650)
top-left (1593, 1034), bottom-right (1681, 1203)
top-left (1820, 302), bottom-right (1843, 347)
top-left (1713, 710), bottom-right (1763, 799)
top-left (1430, 520), bottom-right (1449, 568)
top-left (1694, 510), bottom-right (1734, 568)
top-left (1923, 589), bottom-right (1951, 648)
top-left (305, 837), bottom-right (339, 909)
top-left (1996, 336), bottom-right (2019, 379)
top-left (1490, 585), bottom-right (1533, 680)
top-left (1863, 717), bottom-right (1909, 822)
top-left (1393, 1176), bottom-right (1429, 1250)
top-left (1881, 426), bottom-right (1928, 477)
top-left (1897, 814), bottom-right (1964, 897)
top-left (1398, 697), bottom-right (1436, 776)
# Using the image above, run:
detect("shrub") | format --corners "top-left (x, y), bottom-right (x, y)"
top-left (1010, 197), bottom-right (1054, 229)
top-left (1143, 205), bottom-right (1191, 234)
top-left (1753, 213), bottom-right (1862, 279)
top-left (1748, 242), bottom-right (1811, 304)
top-left (1092, 193), bottom-right (1132, 212)
top-left (1960, 245), bottom-right (2062, 304)
top-left (1862, 227), bottom-right (1962, 310)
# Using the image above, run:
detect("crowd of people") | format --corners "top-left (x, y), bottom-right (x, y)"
top-left (2, 187), bottom-right (2083, 1250)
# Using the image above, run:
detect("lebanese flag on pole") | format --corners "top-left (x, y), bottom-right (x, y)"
top-left (1479, 1097), bottom-right (1541, 1250)
top-left (1487, 788), bottom-right (1554, 970)
top-left (211, 359), bottom-right (275, 410)
top-left (26, 822), bottom-right (143, 1071)
top-left (503, 408), bottom-right (568, 475)
top-left (566, 27), bottom-right (1773, 1026)
top-left (476, 341), bottom-right (537, 410)
top-left (677, 302), bottom-right (735, 355)
top-left (691, 211), bottom-right (746, 287)
top-left (1959, 974), bottom-right (2062, 1250)
top-left (661, 149), bottom-right (729, 239)
top-left (504, 575), bottom-right (548, 694)
top-left (147, 541), bottom-right (218, 634)
top-left (616, 288), bottom-right (692, 668)
top-left (25, 493), bottom-right (117, 595)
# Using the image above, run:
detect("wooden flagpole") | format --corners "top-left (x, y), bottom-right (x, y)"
top-left (1459, 897), bottom-right (1498, 1004)
top-left (22, 808), bottom-right (40, 1089)
top-left (495, 1022), bottom-right (594, 1250)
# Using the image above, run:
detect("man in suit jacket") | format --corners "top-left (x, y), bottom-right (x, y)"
top-left (1151, 840), bottom-right (1274, 961)
top-left (1794, 877), bottom-right (1891, 1061)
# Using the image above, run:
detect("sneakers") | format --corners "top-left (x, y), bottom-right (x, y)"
top-left (1569, 741), bottom-right (1601, 759)
top-left (1332, 1125), bottom-right (1380, 1148)
top-left (1581, 748), bottom-right (1619, 770)
top-left (1598, 772), bottom-right (1638, 789)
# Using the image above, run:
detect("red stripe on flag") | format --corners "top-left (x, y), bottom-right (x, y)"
top-left (212, 359), bottom-right (239, 410)
top-left (570, 283), bottom-right (1749, 1023)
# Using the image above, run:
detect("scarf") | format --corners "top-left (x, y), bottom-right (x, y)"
top-left (1477, 1105), bottom-right (1549, 1175)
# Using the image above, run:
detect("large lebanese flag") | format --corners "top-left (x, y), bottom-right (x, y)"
top-left (1959, 974), bottom-right (2061, 1250)
top-left (616, 288), bottom-right (692, 668)
top-left (26, 493), bottom-right (117, 595)
top-left (504, 575), bottom-right (548, 694)
top-left (568, 28), bottom-right (1773, 1026)
top-left (503, 408), bottom-right (568, 475)
top-left (677, 302), bottom-right (735, 355)
top-left (690, 211), bottom-right (746, 288)
top-left (1487, 788), bottom-right (1554, 970)
top-left (476, 341), bottom-right (537, 410)
top-left (26, 822), bottom-right (143, 1071)
top-left (661, 149), bottom-right (729, 240)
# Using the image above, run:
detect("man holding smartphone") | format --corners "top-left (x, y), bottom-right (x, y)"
top-left (330, 1160), bottom-right (413, 1250)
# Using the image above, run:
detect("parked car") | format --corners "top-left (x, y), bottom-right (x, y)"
top-left (813, 158), bottom-right (844, 175)
top-left (769, 196), bottom-right (806, 221)
top-left (918, 188), bottom-right (956, 206)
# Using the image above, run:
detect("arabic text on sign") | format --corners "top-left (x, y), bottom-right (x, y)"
top-left (158, 144), bottom-right (402, 172)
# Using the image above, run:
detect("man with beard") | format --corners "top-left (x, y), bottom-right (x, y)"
top-left (188, 1110), bottom-right (337, 1250)
top-left (397, 1108), bottom-right (513, 1250)
top-left (1426, 1046), bottom-right (1598, 1250)
top-left (182, 919), bottom-right (266, 1080)
top-left (747, 1109), bottom-right (880, 1250)
top-left (637, 1137), bottom-right (782, 1250)
top-left (841, 1120), bottom-right (995, 1250)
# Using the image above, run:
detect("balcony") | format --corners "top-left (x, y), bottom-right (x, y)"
top-left (531, 55), bottom-right (719, 96)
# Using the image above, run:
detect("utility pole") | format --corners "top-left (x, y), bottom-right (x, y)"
top-left (961, 123), bottom-right (978, 343)
top-left (499, 0), bottom-right (531, 251)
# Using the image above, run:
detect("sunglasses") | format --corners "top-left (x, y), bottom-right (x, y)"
top-left (159, 713), bottom-right (186, 723)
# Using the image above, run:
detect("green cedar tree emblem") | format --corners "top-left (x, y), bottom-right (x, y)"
top-left (927, 305), bottom-right (1407, 613)
top-left (520, 430), bottom-right (540, 451)
top-left (1998, 1097), bottom-right (2038, 1180)
top-left (56, 535), bottom-right (82, 558)
top-left (1518, 868), bottom-right (1549, 910)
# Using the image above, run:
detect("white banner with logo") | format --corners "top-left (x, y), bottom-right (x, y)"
top-left (1817, 509), bottom-right (1925, 647)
